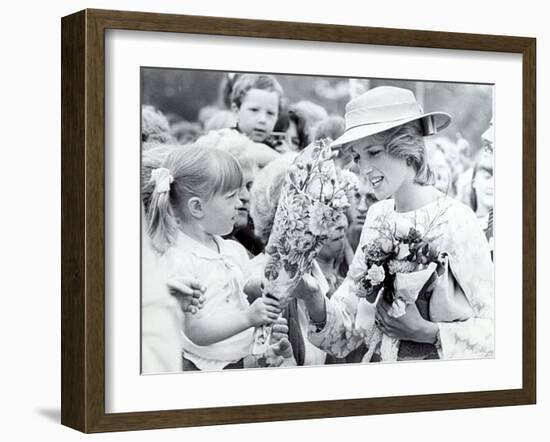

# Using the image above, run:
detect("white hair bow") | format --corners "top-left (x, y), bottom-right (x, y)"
top-left (150, 167), bottom-right (174, 193)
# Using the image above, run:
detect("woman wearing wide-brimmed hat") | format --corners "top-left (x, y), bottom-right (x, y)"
top-left (295, 86), bottom-right (494, 361)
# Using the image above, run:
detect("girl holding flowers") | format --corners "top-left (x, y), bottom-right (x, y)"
top-left (296, 86), bottom-right (494, 362)
top-left (145, 142), bottom-right (288, 370)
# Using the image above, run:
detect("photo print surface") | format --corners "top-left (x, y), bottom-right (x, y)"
top-left (140, 67), bottom-right (494, 374)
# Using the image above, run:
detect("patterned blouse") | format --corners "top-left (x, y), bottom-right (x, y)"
top-left (308, 196), bottom-right (495, 361)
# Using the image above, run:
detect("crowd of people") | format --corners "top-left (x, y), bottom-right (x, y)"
top-left (141, 73), bottom-right (494, 373)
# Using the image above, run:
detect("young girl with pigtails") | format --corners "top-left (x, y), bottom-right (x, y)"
top-left (145, 143), bottom-right (285, 371)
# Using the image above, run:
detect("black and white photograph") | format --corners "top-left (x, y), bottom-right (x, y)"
top-left (2, 0), bottom-right (544, 437)
top-left (140, 68), bottom-right (495, 374)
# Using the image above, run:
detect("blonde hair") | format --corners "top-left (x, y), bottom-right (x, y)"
top-left (369, 120), bottom-right (434, 185)
top-left (146, 143), bottom-right (243, 253)
top-left (141, 144), bottom-right (178, 212)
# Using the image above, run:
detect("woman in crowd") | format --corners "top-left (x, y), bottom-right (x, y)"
top-left (426, 139), bottom-right (457, 197)
top-left (285, 100), bottom-right (328, 151)
top-left (470, 120), bottom-right (494, 257)
top-left (470, 150), bottom-right (494, 257)
top-left (295, 86), bottom-right (494, 362)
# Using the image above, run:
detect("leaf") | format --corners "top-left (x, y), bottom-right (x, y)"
top-left (264, 259), bottom-right (280, 281)
top-left (281, 239), bottom-right (292, 256)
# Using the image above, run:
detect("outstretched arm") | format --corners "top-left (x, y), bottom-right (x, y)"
top-left (298, 210), bottom-right (381, 359)
top-left (184, 297), bottom-right (281, 346)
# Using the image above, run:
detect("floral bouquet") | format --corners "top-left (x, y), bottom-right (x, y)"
top-left (252, 140), bottom-right (357, 354)
top-left (354, 209), bottom-right (449, 362)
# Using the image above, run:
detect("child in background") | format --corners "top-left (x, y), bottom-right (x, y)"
top-left (145, 143), bottom-right (282, 371)
top-left (230, 74), bottom-right (284, 147)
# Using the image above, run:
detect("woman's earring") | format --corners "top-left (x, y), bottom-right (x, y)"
top-left (406, 157), bottom-right (413, 166)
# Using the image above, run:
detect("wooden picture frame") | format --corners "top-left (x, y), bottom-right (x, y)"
top-left (61, 8), bottom-right (536, 433)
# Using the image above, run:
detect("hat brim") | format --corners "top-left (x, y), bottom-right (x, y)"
top-left (330, 112), bottom-right (452, 149)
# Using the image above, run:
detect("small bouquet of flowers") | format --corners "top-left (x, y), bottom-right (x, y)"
top-left (354, 209), bottom-right (449, 362)
top-left (252, 140), bottom-right (357, 354)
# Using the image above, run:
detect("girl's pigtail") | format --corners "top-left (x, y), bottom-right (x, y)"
top-left (146, 167), bottom-right (178, 253)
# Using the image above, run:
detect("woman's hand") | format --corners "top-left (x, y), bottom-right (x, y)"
top-left (247, 297), bottom-right (281, 327)
top-left (375, 297), bottom-right (438, 344)
top-left (292, 272), bottom-right (326, 324)
top-left (270, 317), bottom-right (289, 343)
top-left (269, 337), bottom-right (294, 360)
top-left (166, 277), bottom-right (205, 314)
top-left (292, 273), bottom-right (322, 302)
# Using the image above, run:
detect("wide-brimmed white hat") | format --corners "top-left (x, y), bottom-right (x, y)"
top-left (331, 86), bottom-right (452, 148)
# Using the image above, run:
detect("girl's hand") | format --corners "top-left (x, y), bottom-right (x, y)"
top-left (166, 277), bottom-right (205, 315)
top-left (243, 273), bottom-right (263, 303)
top-left (375, 297), bottom-right (438, 344)
top-left (247, 297), bottom-right (281, 327)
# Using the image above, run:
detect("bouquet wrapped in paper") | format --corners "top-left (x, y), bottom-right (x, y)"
top-left (354, 210), bottom-right (449, 362)
top-left (252, 140), bottom-right (357, 354)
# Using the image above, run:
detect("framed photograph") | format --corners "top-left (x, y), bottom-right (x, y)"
top-left (61, 9), bottom-right (536, 433)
